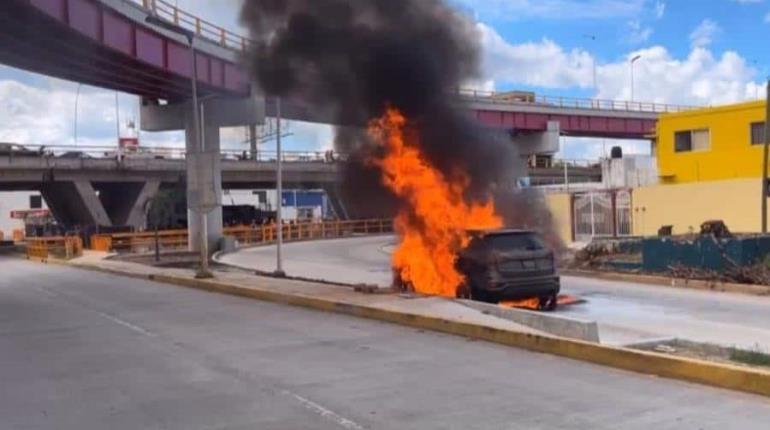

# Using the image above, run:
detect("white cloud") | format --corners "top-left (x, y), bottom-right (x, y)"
top-left (765, 11), bottom-right (770, 22)
top-left (480, 24), bottom-right (762, 102)
top-left (453, 0), bottom-right (646, 20)
top-left (689, 19), bottom-right (721, 48)
top-left (730, 0), bottom-right (763, 4)
top-left (655, 1), bottom-right (666, 19)
top-left (627, 20), bottom-right (653, 44)
top-left (477, 24), bottom-right (594, 89)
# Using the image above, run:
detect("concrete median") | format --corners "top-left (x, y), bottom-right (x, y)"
top-left (457, 299), bottom-right (600, 342)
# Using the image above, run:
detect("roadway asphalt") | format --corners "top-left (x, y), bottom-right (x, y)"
top-left (3, 256), bottom-right (770, 429)
top-left (220, 235), bottom-right (770, 349)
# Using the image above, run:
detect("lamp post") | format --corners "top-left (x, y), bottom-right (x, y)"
top-left (274, 97), bottom-right (285, 277)
top-left (145, 15), bottom-right (212, 278)
top-left (73, 83), bottom-right (82, 146)
top-left (761, 79), bottom-right (770, 233)
top-left (630, 54), bottom-right (642, 103)
top-left (583, 34), bottom-right (597, 90)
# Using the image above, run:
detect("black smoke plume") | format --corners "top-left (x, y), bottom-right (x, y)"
top-left (240, 0), bottom-right (520, 217)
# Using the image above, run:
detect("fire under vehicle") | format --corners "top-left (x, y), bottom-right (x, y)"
top-left (455, 229), bottom-right (560, 310)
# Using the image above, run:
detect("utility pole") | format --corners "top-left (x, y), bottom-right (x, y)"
top-left (274, 97), bottom-right (285, 277)
top-left (762, 79), bottom-right (770, 233)
top-left (630, 54), bottom-right (641, 103)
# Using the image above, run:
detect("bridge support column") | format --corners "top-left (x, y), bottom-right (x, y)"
top-left (514, 120), bottom-right (561, 156)
top-left (41, 181), bottom-right (112, 227)
top-left (141, 96), bottom-right (263, 254)
top-left (185, 116), bottom-right (223, 254)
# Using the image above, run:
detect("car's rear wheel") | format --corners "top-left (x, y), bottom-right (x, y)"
top-left (456, 283), bottom-right (472, 300)
top-left (538, 293), bottom-right (558, 311)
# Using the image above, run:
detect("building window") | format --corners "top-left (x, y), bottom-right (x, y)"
top-left (29, 195), bottom-right (42, 209)
top-left (674, 129), bottom-right (710, 152)
top-left (751, 122), bottom-right (766, 145)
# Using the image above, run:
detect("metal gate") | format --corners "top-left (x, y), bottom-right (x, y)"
top-left (573, 190), bottom-right (632, 241)
top-left (615, 190), bottom-right (632, 236)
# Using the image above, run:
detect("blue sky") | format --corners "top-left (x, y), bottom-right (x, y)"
top-left (0, 0), bottom-right (768, 159)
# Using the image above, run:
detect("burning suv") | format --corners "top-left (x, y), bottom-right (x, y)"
top-left (455, 229), bottom-right (560, 310)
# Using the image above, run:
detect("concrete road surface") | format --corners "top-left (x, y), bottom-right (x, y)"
top-left (3, 257), bottom-right (770, 429)
top-left (221, 235), bottom-right (770, 349)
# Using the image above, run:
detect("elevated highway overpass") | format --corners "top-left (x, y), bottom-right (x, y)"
top-left (0, 150), bottom-right (338, 228)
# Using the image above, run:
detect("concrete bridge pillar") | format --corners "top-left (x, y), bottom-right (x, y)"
top-left (140, 96), bottom-right (264, 254)
top-left (41, 181), bottom-right (112, 228)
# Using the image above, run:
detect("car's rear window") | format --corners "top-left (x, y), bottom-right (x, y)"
top-left (484, 233), bottom-right (545, 251)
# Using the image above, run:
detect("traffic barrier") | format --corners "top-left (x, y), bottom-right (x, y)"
top-left (90, 219), bottom-right (394, 253)
top-left (25, 236), bottom-right (83, 261)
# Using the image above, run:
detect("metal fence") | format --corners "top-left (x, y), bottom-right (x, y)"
top-left (90, 219), bottom-right (393, 253)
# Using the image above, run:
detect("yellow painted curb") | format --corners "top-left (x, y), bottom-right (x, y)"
top-left (48, 259), bottom-right (770, 398)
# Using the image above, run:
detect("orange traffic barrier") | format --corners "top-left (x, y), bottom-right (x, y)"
top-left (25, 236), bottom-right (83, 261)
top-left (89, 219), bottom-right (394, 253)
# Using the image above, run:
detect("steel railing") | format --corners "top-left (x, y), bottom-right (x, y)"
top-left (0, 144), bottom-right (347, 163)
top-left (90, 219), bottom-right (394, 253)
top-left (139, 0), bottom-right (249, 51)
top-left (456, 88), bottom-right (697, 114)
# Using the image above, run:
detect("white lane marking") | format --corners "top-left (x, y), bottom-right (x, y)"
top-left (283, 390), bottom-right (365, 430)
top-left (95, 311), bottom-right (157, 337)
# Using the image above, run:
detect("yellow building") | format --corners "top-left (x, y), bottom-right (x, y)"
top-left (657, 100), bottom-right (767, 183)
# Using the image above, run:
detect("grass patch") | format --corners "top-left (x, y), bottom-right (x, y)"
top-left (729, 347), bottom-right (770, 368)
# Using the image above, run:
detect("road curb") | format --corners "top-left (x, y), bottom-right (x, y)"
top-left (562, 269), bottom-right (770, 296)
top-left (54, 259), bottom-right (770, 398)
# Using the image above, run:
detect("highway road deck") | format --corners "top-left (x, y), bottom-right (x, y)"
top-left (3, 256), bottom-right (770, 429)
top-left (220, 235), bottom-right (770, 349)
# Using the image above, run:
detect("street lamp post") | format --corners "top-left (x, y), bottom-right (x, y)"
top-left (761, 79), bottom-right (770, 233)
top-left (274, 97), bottom-right (285, 277)
top-left (73, 83), bottom-right (82, 146)
top-left (630, 54), bottom-right (642, 103)
top-left (144, 15), bottom-right (212, 278)
top-left (583, 34), bottom-right (597, 90)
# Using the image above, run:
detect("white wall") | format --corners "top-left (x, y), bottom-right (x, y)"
top-left (0, 191), bottom-right (46, 237)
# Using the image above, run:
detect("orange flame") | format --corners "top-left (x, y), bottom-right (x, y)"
top-left (369, 108), bottom-right (502, 297)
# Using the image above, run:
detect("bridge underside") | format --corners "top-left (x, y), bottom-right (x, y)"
top-left (0, 0), bottom-right (248, 101)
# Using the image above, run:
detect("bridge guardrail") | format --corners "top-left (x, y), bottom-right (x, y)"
top-left (0, 145), bottom-right (347, 163)
top-left (90, 219), bottom-right (394, 253)
top-left (25, 236), bottom-right (84, 261)
top-left (456, 89), bottom-right (698, 114)
top-left (140, 0), bottom-right (250, 51)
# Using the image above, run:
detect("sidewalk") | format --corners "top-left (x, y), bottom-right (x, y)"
top-left (69, 251), bottom-right (540, 335)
